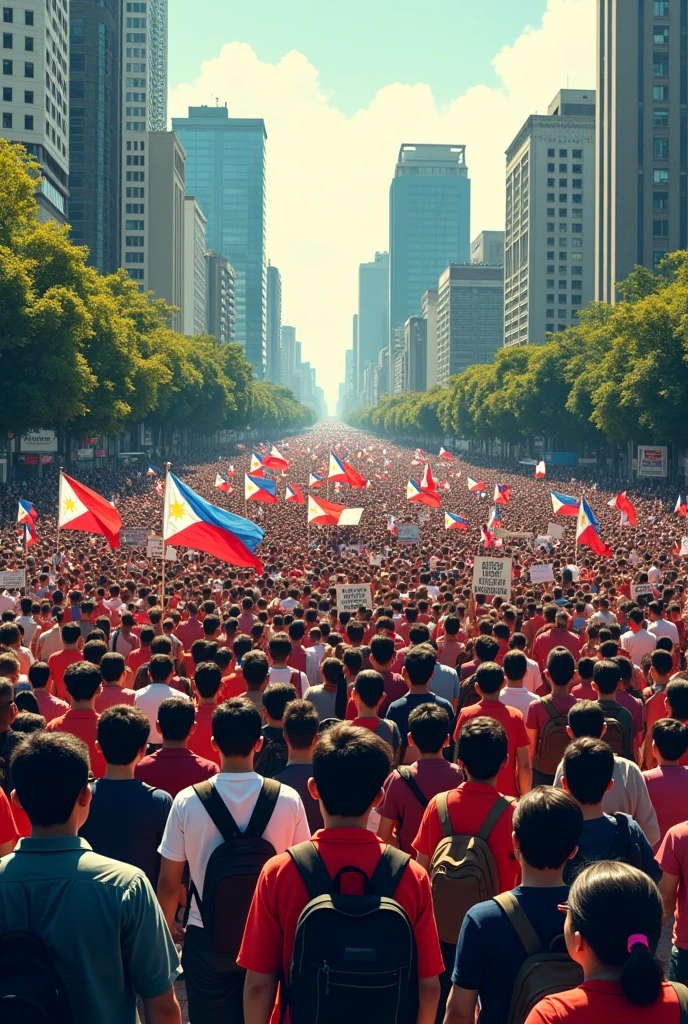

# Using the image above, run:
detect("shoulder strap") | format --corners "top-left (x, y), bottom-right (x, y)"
top-left (436, 790), bottom-right (453, 839)
top-left (245, 778), bottom-right (281, 837)
top-left (494, 892), bottom-right (544, 957)
top-left (670, 982), bottom-right (688, 1024)
top-left (288, 841), bottom-right (334, 900)
top-left (111, 628), bottom-right (121, 652)
top-left (543, 698), bottom-right (561, 721)
top-left (477, 796), bottom-right (512, 842)
top-left (396, 766), bottom-right (430, 809)
top-left (612, 811), bottom-right (630, 852)
top-left (192, 780), bottom-right (240, 841)
top-left (369, 845), bottom-right (411, 899)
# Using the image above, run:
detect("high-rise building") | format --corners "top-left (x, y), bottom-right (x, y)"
top-left (504, 89), bottom-right (595, 348)
top-left (421, 289), bottom-right (438, 387)
top-left (280, 325), bottom-right (296, 391)
top-left (357, 251), bottom-right (388, 393)
top-left (389, 143), bottom-right (470, 385)
top-left (266, 264), bottom-right (282, 383)
top-left (0, 0), bottom-right (69, 223)
top-left (68, 1), bottom-right (121, 272)
top-left (146, 130), bottom-right (185, 332)
top-left (206, 250), bottom-right (235, 345)
top-left (182, 195), bottom-right (206, 336)
top-left (402, 316), bottom-right (427, 392)
top-left (172, 105), bottom-right (267, 377)
top-left (471, 230), bottom-right (505, 266)
top-left (596, 1), bottom-right (684, 302)
top-left (436, 264), bottom-right (504, 383)
top-left (119, 0), bottom-right (168, 287)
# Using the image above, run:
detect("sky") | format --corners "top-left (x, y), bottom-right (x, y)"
top-left (168, 0), bottom-right (597, 411)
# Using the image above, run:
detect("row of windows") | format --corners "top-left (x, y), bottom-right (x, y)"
top-left (126, 235), bottom-right (144, 245)
top-left (547, 222), bottom-right (583, 233)
top-left (547, 148), bottom-right (583, 159)
top-left (547, 178), bottom-right (583, 188)
top-left (1, 110), bottom-right (30, 127)
top-left (126, 154), bottom-right (144, 165)
top-left (126, 47), bottom-right (146, 58)
top-left (2, 59), bottom-right (33, 76)
top-left (126, 186), bottom-right (144, 197)
top-left (125, 252), bottom-right (144, 263)
top-left (126, 2), bottom-right (147, 10)
top-left (125, 170), bottom-right (144, 181)
top-left (547, 163), bottom-right (583, 174)
top-left (546, 193), bottom-right (584, 204)
top-left (2, 33), bottom-right (33, 49)
top-left (2, 86), bottom-right (31, 101)
top-left (125, 17), bottom-right (146, 27)
top-left (126, 202), bottom-right (144, 213)
top-left (128, 269), bottom-right (144, 280)
top-left (655, 1), bottom-right (668, 14)
top-left (125, 219), bottom-right (144, 230)
top-left (2, 9), bottom-right (33, 24)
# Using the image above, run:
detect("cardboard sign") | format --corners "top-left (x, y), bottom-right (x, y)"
top-left (369, 554), bottom-right (384, 567)
top-left (472, 557), bottom-right (513, 598)
top-left (397, 524), bottom-right (421, 544)
top-left (631, 583), bottom-right (654, 600)
top-left (494, 529), bottom-right (534, 540)
top-left (0, 570), bottom-right (26, 590)
top-left (547, 523), bottom-right (566, 540)
top-left (121, 528), bottom-right (149, 547)
top-left (147, 537), bottom-right (164, 559)
top-left (335, 584), bottom-right (373, 612)
top-left (530, 564), bottom-right (555, 584)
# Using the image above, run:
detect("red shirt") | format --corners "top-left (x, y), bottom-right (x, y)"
top-left (643, 765), bottom-right (688, 848)
top-left (174, 617), bottom-right (204, 649)
top-left (412, 781), bottom-right (519, 892)
top-left (126, 646), bottom-right (151, 676)
top-left (454, 700), bottom-right (529, 797)
top-left (438, 638), bottom-right (465, 668)
top-left (46, 709), bottom-right (106, 778)
top-left (237, 828), bottom-right (444, 1023)
top-left (0, 788), bottom-right (19, 847)
top-left (95, 684), bottom-right (137, 713)
top-left (525, 980), bottom-right (681, 1024)
top-left (379, 759), bottom-right (463, 854)
top-left (571, 680), bottom-right (596, 701)
top-left (48, 649), bottom-right (83, 701)
top-left (220, 669), bottom-right (246, 701)
top-left (135, 746), bottom-right (218, 797)
top-left (187, 704), bottom-right (221, 766)
top-left (32, 687), bottom-right (70, 724)
top-left (532, 627), bottom-right (582, 672)
top-left (345, 670), bottom-right (406, 720)
top-left (525, 695), bottom-right (579, 750)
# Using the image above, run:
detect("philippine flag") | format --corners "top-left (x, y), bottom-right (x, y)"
top-left (328, 450), bottom-right (367, 489)
top-left (17, 499), bottom-right (38, 526)
top-left (309, 472), bottom-right (324, 488)
top-left (407, 479), bottom-right (442, 508)
top-left (58, 472), bottom-right (122, 548)
top-left (494, 483), bottom-right (511, 505)
top-left (147, 466), bottom-right (159, 477)
top-left (439, 447), bottom-right (454, 461)
top-left (215, 473), bottom-right (232, 493)
top-left (607, 492), bottom-right (637, 527)
top-left (263, 445), bottom-right (290, 472)
top-left (308, 496), bottom-right (364, 526)
top-left (420, 463), bottom-right (437, 492)
top-left (576, 497), bottom-right (612, 557)
top-left (249, 452), bottom-right (266, 477)
top-left (481, 526), bottom-right (497, 548)
top-left (445, 512), bottom-right (468, 531)
top-left (285, 483), bottom-right (305, 504)
top-left (22, 521), bottom-right (38, 548)
top-left (227, 465), bottom-right (236, 477)
top-left (387, 515), bottom-right (398, 535)
top-left (467, 477), bottom-right (486, 493)
top-left (164, 472), bottom-right (264, 571)
top-left (535, 461), bottom-right (546, 479)
top-left (487, 506), bottom-right (503, 530)
top-left (245, 473), bottom-right (278, 504)
top-left (551, 491), bottom-right (580, 517)
top-left (676, 495), bottom-right (688, 517)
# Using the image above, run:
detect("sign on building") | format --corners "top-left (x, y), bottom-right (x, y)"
top-left (637, 445), bottom-right (668, 478)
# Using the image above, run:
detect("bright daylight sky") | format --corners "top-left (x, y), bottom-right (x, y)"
top-left (168, 0), bottom-right (596, 411)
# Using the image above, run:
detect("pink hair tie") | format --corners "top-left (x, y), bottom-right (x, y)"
top-left (627, 933), bottom-right (649, 953)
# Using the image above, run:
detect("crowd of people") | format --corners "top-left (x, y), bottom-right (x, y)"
top-left (0, 423), bottom-right (688, 1024)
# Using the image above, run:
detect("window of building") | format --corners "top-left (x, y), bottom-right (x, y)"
top-left (24, 10), bottom-right (32, 24)
top-left (572, 178), bottom-right (582, 189)
top-left (559, 237), bottom-right (568, 248)
top-left (24, 35), bottom-right (31, 50)
top-left (128, 269), bottom-right (145, 280)
top-left (2, 32), bottom-right (12, 46)
top-left (546, 323), bottom-right (554, 333)
top-left (559, 194), bottom-right (567, 203)
top-left (23, 60), bottom-right (32, 76)
top-left (654, 85), bottom-right (669, 100)
top-left (547, 294), bottom-right (555, 303)
top-left (653, 218), bottom-right (669, 236)
top-left (547, 207), bottom-right (555, 217)
top-left (571, 223), bottom-right (582, 233)
top-left (654, 0), bottom-right (669, 13)
top-left (559, 149), bottom-right (567, 157)
top-left (572, 194), bottom-right (582, 204)
top-left (547, 222), bottom-right (555, 232)
top-left (2, 84), bottom-right (9, 98)
top-left (559, 164), bottom-right (567, 174)
top-left (559, 208), bottom-right (568, 217)
top-left (558, 293), bottom-right (567, 304)
top-left (548, 177), bottom-right (555, 187)
top-left (572, 266), bottom-right (583, 275)
top-left (653, 109), bottom-right (669, 127)
top-left (654, 25), bottom-right (669, 44)
top-left (547, 251), bottom-right (555, 260)
top-left (125, 235), bottom-right (144, 246)
top-left (547, 148), bottom-right (554, 157)
top-left (653, 168), bottom-right (669, 183)
top-left (654, 137), bottom-right (669, 159)
top-left (547, 237), bottom-right (555, 246)
top-left (125, 252), bottom-right (144, 263)
top-left (559, 222), bottom-right (568, 232)
top-left (547, 265), bottom-right (555, 274)
top-left (653, 250), bottom-right (668, 268)
top-left (126, 203), bottom-right (145, 213)
top-left (547, 193), bottom-right (555, 202)
top-left (572, 208), bottom-right (583, 218)
top-left (571, 238), bottom-right (583, 248)
top-left (2, 8), bottom-right (11, 22)
top-left (571, 295), bottom-right (583, 306)
top-left (547, 162), bottom-right (555, 172)
top-left (2, 111), bottom-right (11, 127)
top-left (654, 55), bottom-right (669, 76)
top-left (559, 252), bottom-right (567, 261)
top-left (653, 191), bottom-right (669, 209)
top-left (547, 279), bottom-right (555, 288)
top-left (559, 178), bottom-right (568, 187)
top-left (572, 164), bottom-right (582, 174)
top-left (572, 280), bottom-right (583, 290)
top-left (546, 309), bottom-right (554, 318)
top-left (23, 112), bottom-right (32, 129)
top-left (571, 253), bottom-right (583, 262)
top-left (125, 219), bottom-right (144, 230)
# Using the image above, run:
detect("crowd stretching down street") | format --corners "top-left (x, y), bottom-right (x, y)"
top-left (2, 422), bottom-right (688, 1024)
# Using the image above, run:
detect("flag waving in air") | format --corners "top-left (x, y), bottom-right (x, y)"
top-left (164, 472), bottom-right (264, 571)
top-left (59, 472), bottom-right (122, 548)
top-left (576, 497), bottom-right (612, 557)
top-left (249, 452), bottom-right (266, 476)
top-left (487, 506), bottom-right (503, 530)
top-left (494, 482), bottom-right (511, 505)
top-left (308, 496), bottom-right (363, 526)
top-left (215, 473), bottom-right (232, 493)
top-left (439, 447), bottom-right (454, 461)
top-left (245, 474), bottom-right (278, 505)
top-left (17, 499), bottom-right (37, 526)
top-left (407, 479), bottom-right (442, 508)
top-left (467, 476), bottom-right (486, 493)
top-left (309, 472), bottom-right (324, 488)
top-left (607, 492), bottom-right (637, 527)
top-left (285, 483), bottom-right (305, 504)
top-left (328, 450), bottom-right (366, 489)
top-left (535, 461), bottom-right (546, 479)
top-left (420, 463), bottom-right (436, 492)
top-left (676, 495), bottom-right (688, 517)
top-left (147, 466), bottom-right (159, 477)
top-left (550, 491), bottom-right (580, 517)
top-left (445, 512), bottom-right (468, 531)
top-left (262, 445), bottom-right (290, 472)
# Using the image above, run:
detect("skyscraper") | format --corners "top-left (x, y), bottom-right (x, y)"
top-left (421, 289), bottom-right (438, 387)
top-left (266, 264), bottom-right (282, 383)
top-left (206, 250), bottom-right (235, 345)
top-left (280, 325), bottom-right (296, 391)
top-left (172, 105), bottom-right (267, 377)
top-left (146, 130), bottom-right (185, 332)
top-left (504, 89), bottom-right (595, 347)
top-left (471, 231), bottom-right (504, 266)
top-left (402, 317), bottom-right (427, 392)
top-left (182, 195), bottom-right (206, 336)
top-left (436, 264), bottom-right (504, 382)
top-left (596, 0), bottom-right (683, 302)
top-left (388, 143), bottom-right (470, 386)
top-left (0, 0), bottom-right (69, 223)
top-left (357, 251), bottom-right (388, 394)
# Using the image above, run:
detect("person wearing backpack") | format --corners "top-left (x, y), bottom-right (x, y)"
top-left (444, 787), bottom-right (584, 1024)
top-left (414, 716), bottom-right (520, 1019)
top-left (275, 699), bottom-right (324, 832)
top-left (157, 697), bottom-right (310, 1024)
top-left (0, 731), bottom-right (182, 1023)
top-left (378, 703), bottom-right (462, 854)
top-left (254, 681), bottom-right (298, 778)
top-left (350, 669), bottom-right (403, 762)
top-left (457, 636), bottom-right (500, 709)
top-left (525, 648), bottom-right (579, 787)
top-left (560, 737), bottom-right (661, 886)
top-left (501, 650), bottom-right (541, 717)
top-left (592, 659), bottom-right (636, 761)
top-left (238, 722), bottom-right (444, 1024)
top-left (387, 645), bottom-right (456, 765)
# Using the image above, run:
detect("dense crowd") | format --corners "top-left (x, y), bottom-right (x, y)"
top-left (1, 423), bottom-right (688, 1024)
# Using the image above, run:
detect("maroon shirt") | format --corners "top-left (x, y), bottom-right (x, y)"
top-left (378, 759), bottom-right (463, 854)
top-left (135, 747), bottom-right (218, 797)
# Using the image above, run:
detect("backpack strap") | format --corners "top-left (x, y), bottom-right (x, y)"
top-left (612, 812), bottom-right (642, 868)
top-left (436, 791), bottom-right (453, 839)
top-left (245, 778), bottom-right (281, 838)
top-left (288, 841), bottom-right (336, 900)
top-left (494, 892), bottom-right (544, 957)
top-left (369, 845), bottom-right (411, 899)
top-left (670, 982), bottom-right (688, 1024)
top-left (192, 780), bottom-right (241, 841)
top-left (477, 796), bottom-right (512, 842)
top-left (543, 698), bottom-right (561, 721)
top-left (110, 627), bottom-right (121, 652)
top-left (396, 766), bottom-right (430, 809)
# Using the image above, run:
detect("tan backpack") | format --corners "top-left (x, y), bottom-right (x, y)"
top-left (428, 792), bottom-right (511, 945)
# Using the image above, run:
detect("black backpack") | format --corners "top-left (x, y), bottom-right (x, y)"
top-left (254, 727), bottom-right (289, 779)
top-left (564, 812), bottom-right (643, 885)
top-left (188, 778), bottom-right (281, 959)
top-left (0, 930), bottom-right (73, 1023)
top-left (286, 842), bottom-right (419, 1024)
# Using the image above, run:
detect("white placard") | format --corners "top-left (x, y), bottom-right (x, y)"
top-left (147, 537), bottom-right (163, 559)
top-left (631, 583), bottom-right (654, 600)
top-left (530, 564), bottom-right (555, 584)
top-left (20, 431), bottom-right (57, 452)
top-left (369, 554), bottom-right (384, 567)
top-left (547, 522), bottom-right (566, 540)
top-left (472, 557), bottom-right (513, 598)
top-left (335, 583), bottom-right (373, 612)
top-left (0, 570), bottom-right (26, 590)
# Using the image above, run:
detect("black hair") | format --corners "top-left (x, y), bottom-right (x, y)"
top-left (212, 697), bottom-right (263, 757)
top-left (346, 622), bottom-right (365, 644)
top-left (354, 669), bottom-right (384, 709)
top-left (408, 624), bottom-right (431, 645)
top-left (312, 722), bottom-right (391, 817)
top-left (148, 654), bottom-right (174, 683)
top-left (513, 787), bottom-right (583, 869)
top-left (666, 680), bottom-right (688, 721)
top-left (599, 640), bottom-right (619, 659)
top-left (321, 657), bottom-right (349, 719)
top-left (14, 691), bottom-right (40, 715)
top-left (475, 636), bottom-right (500, 661)
top-left (282, 699), bottom-right (319, 750)
top-left (651, 649), bottom-right (673, 675)
top-left (100, 652), bottom-right (126, 684)
top-left (577, 657), bottom-right (595, 681)
top-left (567, 700), bottom-right (605, 739)
top-left (408, 703), bottom-right (450, 754)
top-left (268, 633), bottom-right (292, 660)
top-left (568, 862), bottom-right (664, 1006)
top-left (593, 659), bottom-right (621, 696)
top-left (28, 661), bottom-right (50, 689)
top-left (63, 661), bottom-right (101, 701)
top-left (97, 705), bottom-right (150, 764)
top-left (157, 696), bottom-right (195, 741)
top-left (61, 622), bottom-right (81, 645)
top-left (12, 710), bottom-right (46, 733)
top-left (370, 635), bottom-right (395, 666)
top-left (652, 718), bottom-right (688, 761)
top-left (194, 661), bottom-right (223, 699)
top-left (12, 732), bottom-right (89, 826)
top-left (404, 644), bottom-right (437, 686)
top-left (547, 646), bottom-right (576, 687)
top-left (503, 651), bottom-right (527, 683)
top-left (457, 716), bottom-right (508, 780)
top-left (241, 650), bottom-right (270, 687)
top-left (262, 682), bottom-right (297, 721)
top-left (475, 662), bottom-right (504, 695)
top-left (563, 737), bottom-right (614, 804)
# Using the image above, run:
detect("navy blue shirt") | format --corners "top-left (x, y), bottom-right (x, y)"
top-left (80, 779), bottom-right (172, 886)
top-left (564, 813), bottom-right (661, 885)
top-left (452, 886), bottom-right (570, 1024)
top-left (386, 692), bottom-right (456, 758)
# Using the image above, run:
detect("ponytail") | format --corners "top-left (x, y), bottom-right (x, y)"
top-left (620, 939), bottom-right (663, 1006)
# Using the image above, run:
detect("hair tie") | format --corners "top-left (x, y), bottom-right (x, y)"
top-left (627, 933), bottom-right (649, 953)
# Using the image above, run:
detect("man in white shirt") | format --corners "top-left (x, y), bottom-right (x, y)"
top-left (620, 608), bottom-right (657, 663)
top-left (157, 697), bottom-right (309, 1023)
top-left (0, 592), bottom-right (16, 615)
top-left (36, 610), bottom-right (66, 662)
top-left (648, 564), bottom-right (662, 586)
top-left (648, 601), bottom-right (680, 647)
top-left (509, 633), bottom-right (543, 694)
top-left (500, 651), bottom-right (541, 716)
top-left (267, 633), bottom-right (308, 696)
top-left (134, 654), bottom-right (189, 744)
top-left (16, 598), bottom-right (40, 648)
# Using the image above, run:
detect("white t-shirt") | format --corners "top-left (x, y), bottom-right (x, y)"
top-left (0, 593), bottom-right (15, 614)
top-left (159, 772), bottom-right (311, 928)
top-left (500, 687), bottom-right (541, 716)
top-left (135, 683), bottom-right (190, 742)
top-left (268, 665), bottom-right (308, 696)
top-left (523, 657), bottom-right (543, 694)
top-left (649, 619), bottom-right (680, 646)
top-left (620, 628), bottom-right (657, 663)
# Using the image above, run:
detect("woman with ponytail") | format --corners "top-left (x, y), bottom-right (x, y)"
top-left (525, 860), bottom-right (688, 1023)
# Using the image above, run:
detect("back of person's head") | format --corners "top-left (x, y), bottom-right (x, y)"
top-left (0, 623), bottom-right (20, 648)
top-left (567, 700), bottom-right (605, 739)
top-left (342, 647), bottom-right (363, 676)
top-left (503, 650), bottom-right (527, 683)
top-left (599, 640), bottom-right (619, 659)
top-left (64, 661), bottom-right (101, 702)
top-left (475, 636), bottom-right (500, 662)
top-left (593, 659), bottom-right (621, 696)
top-left (666, 679), bottom-right (688, 720)
top-left (28, 661), bottom-right (50, 690)
top-left (12, 710), bottom-right (46, 733)
top-left (190, 639), bottom-right (216, 666)
top-left (139, 625), bottom-right (155, 647)
top-left (628, 608), bottom-right (645, 627)
top-left (408, 623), bottom-right (431, 645)
top-left (203, 614), bottom-right (221, 637)
top-left (194, 661), bottom-right (223, 699)
top-left (312, 722), bottom-right (391, 817)
top-left (513, 787), bottom-right (583, 869)
top-left (282, 699), bottom-right (319, 750)
top-left (493, 621), bottom-right (510, 642)
top-left (262, 682), bottom-right (297, 722)
top-left (509, 632), bottom-right (527, 651)
top-left (404, 644), bottom-right (437, 686)
top-left (652, 718), bottom-right (688, 761)
top-left (12, 732), bottom-right (89, 826)
top-left (61, 622), bottom-right (81, 645)
top-left (567, 862), bottom-right (663, 1006)
top-left (547, 646), bottom-right (576, 687)
top-left (268, 633), bottom-right (292, 661)
top-left (97, 705), bottom-right (150, 764)
top-left (288, 620), bottom-right (305, 642)
top-left (651, 650), bottom-right (674, 678)
top-left (148, 654), bottom-right (174, 684)
top-left (370, 634), bottom-right (394, 666)
top-left (354, 669), bottom-right (384, 709)
top-left (212, 697), bottom-right (262, 757)
top-left (457, 716), bottom-right (508, 780)
top-left (346, 622), bottom-right (365, 645)
top-left (656, 636), bottom-right (674, 654)
top-left (241, 649), bottom-right (270, 688)
top-left (563, 737), bottom-right (614, 805)
top-left (475, 661), bottom-right (504, 695)
top-left (100, 652), bottom-right (125, 684)
top-left (444, 615), bottom-right (460, 637)
top-left (408, 703), bottom-right (450, 754)
top-left (157, 696), bottom-right (195, 742)
top-left (577, 657), bottom-right (595, 682)
top-left (150, 636), bottom-right (173, 657)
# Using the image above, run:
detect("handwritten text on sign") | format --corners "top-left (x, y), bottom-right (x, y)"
top-left (335, 584), bottom-right (373, 612)
top-left (472, 557), bottom-right (513, 599)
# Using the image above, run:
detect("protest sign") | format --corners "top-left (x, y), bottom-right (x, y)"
top-left (547, 523), bottom-right (566, 541)
top-left (121, 528), bottom-right (148, 547)
top-left (631, 583), bottom-right (654, 600)
top-left (335, 584), bottom-right (373, 612)
top-left (0, 570), bottom-right (25, 590)
top-left (147, 537), bottom-right (164, 559)
top-left (397, 524), bottom-right (421, 544)
top-left (369, 554), bottom-right (384, 567)
top-left (472, 557), bottom-right (513, 598)
top-left (494, 529), bottom-right (534, 540)
top-left (530, 564), bottom-right (555, 584)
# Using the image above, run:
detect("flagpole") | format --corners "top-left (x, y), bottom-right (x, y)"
top-left (160, 463), bottom-right (170, 610)
top-left (56, 466), bottom-right (63, 572)
top-left (574, 495), bottom-right (581, 566)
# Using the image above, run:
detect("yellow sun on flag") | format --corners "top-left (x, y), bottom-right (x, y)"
top-left (168, 499), bottom-right (185, 520)
top-left (64, 498), bottom-right (77, 513)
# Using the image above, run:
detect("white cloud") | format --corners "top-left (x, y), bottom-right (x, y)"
top-left (169, 0), bottom-right (596, 410)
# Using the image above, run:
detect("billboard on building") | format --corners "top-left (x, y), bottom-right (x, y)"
top-left (637, 445), bottom-right (668, 478)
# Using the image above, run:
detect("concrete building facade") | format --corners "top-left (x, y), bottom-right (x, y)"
top-left (436, 264), bottom-right (504, 383)
top-left (421, 288), bottom-right (438, 387)
top-left (471, 230), bottom-right (504, 266)
top-left (266, 264), bottom-right (282, 384)
top-left (403, 316), bottom-right (427, 392)
top-left (357, 251), bottom-right (388, 394)
top-left (182, 195), bottom-right (206, 336)
top-left (205, 250), bottom-right (235, 346)
top-left (147, 130), bottom-right (185, 333)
